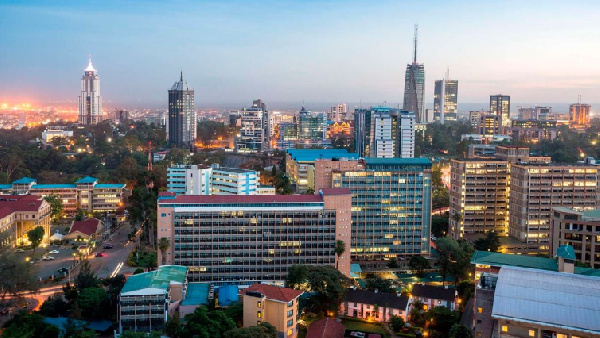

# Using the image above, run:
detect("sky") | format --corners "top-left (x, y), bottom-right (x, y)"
top-left (1, 0), bottom-right (599, 110)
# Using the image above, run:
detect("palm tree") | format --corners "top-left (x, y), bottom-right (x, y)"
top-left (158, 237), bottom-right (170, 265)
top-left (335, 240), bottom-right (346, 270)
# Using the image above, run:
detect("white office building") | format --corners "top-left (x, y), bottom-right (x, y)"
top-left (167, 164), bottom-right (264, 196)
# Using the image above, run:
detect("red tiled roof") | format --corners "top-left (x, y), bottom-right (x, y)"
top-left (159, 194), bottom-right (323, 204)
top-left (0, 195), bottom-right (45, 219)
top-left (245, 284), bottom-right (303, 302)
top-left (70, 218), bottom-right (102, 236)
top-left (319, 188), bottom-right (351, 196)
top-left (306, 317), bottom-right (345, 338)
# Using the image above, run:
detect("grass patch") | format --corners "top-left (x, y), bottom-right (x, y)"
top-left (344, 319), bottom-right (387, 335)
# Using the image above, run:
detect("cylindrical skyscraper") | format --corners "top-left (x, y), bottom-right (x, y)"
top-left (78, 57), bottom-right (102, 125)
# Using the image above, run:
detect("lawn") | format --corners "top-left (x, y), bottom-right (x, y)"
top-left (344, 319), bottom-right (387, 335)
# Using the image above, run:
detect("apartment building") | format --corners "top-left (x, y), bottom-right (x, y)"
top-left (166, 164), bottom-right (264, 196)
top-left (509, 164), bottom-right (599, 254)
top-left (331, 157), bottom-right (432, 267)
top-left (156, 189), bottom-right (352, 284)
top-left (0, 176), bottom-right (126, 214)
top-left (342, 289), bottom-right (410, 322)
top-left (450, 159), bottom-right (510, 239)
top-left (285, 149), bottom-right (359, 193)
top-left (243, 284), bottom-right (303, 338)
top-left (118, 265), bottom-right (187, 333)
top-left (552, 207), bottom-right (600, 269)
top-left (0, 195), bottom-right (51, 247)
top-left (166, 165), bottom-right (212, 195)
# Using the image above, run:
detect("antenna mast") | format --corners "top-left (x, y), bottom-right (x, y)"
top-left (413, 24), bottom-right (418, 63)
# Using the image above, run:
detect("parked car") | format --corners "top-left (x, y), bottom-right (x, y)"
top-left (42, 256), bottom-right (55, 261)
top-left (57, 267), bottom-right (68, 274)
top-left (103, 244), bottom-right (113, 249)
top-left (49, 250), bottom-right (59, 254)
top-left (95, 252), bottom-right (105, 257)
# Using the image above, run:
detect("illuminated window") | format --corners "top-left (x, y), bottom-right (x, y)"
top-left (556, 335), bottom-right (567, 338)
top-left (477, 307), bottom-right (482, 313)
top-left (257, 311), bottom-right (262, 318)
top-left (257, 301), bottom-right (262, 308)
top-left (287, 329), bottom-right (293, 336)
top-left (529, 330), bottom-right (535, 337)
top-left (501, 326), bottom-right (508, 333)
top-left (257, 321), bottom-right (261, 325)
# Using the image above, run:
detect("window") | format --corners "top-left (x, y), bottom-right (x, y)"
top-left (287, 310), bottom-right (293, 317)
top-left (288, 300), bottom-right (293, 307)
top-left (257, 301), bottom-right (262, 308)
top-left (257, 321), bottom-right (261, 325)
top-left (556, 335), bottom-right (567, 338)
top-left (501, 326), bottom-right (508, 333)
top-left (287, 329), bottom-right (293, 336)
top-left (257, 311), bottom-right (262, 318)
top-left (287, 319), bottom-right (293, 327)
top-left (437, 300), bottom-right (441, 304)
top-left (477, 307), bottom-right (482, 313)
top-left (529, 330), bottom-right (535, 337)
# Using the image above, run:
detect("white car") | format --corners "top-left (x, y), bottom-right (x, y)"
top-left (48, 250), bottom-right (59, 254)
top-left (42, 256), bottom-right (55, 261)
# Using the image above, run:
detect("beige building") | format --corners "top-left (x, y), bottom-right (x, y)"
top-left (509, 164), bottom-right (599, 255)
top-left (0, 195), bottom-right (51, 248)
top-left (285, 149), bottom-right (359, 193)
top-left (313, 158), bottom-right (364, 192)
top-left (450, 159), bottom-right (510, 239)
top-left (552, 207), bottom-right (600, 269)
top-left (243, 284), bottom-right (303, 338)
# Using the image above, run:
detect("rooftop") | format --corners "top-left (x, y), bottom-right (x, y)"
top-left (492, 266), bottom-right (600, 334)
top-left (12, 177), bottom-right (37, 185)
top-left (286, 149), bottom-right (359, 162)
top-left (76, 176), bottom-right (98, 184)
top-left (319, 188), bottom-right (352, 196)
top-left (345, 289), bottom-right (409, 310)
top-left (31, 184), bottom-right (77, 189)
top-left (556, 245), bottom-right (576, 260)
top-left (553, 207), bottom-right (600, 221)
top-left (364, 157), bottom-right (432, 166)
top-left (0, 195), bottom-right (46, 219)
top-left (69, 218), bottom-right (102, 236)
top-left (245, 284), bottom-right (303, 302)
top-left (94, 183), bottom-right (126, 189)
top-left (306, 317), bottom-right (345, 338)
top-left (411, 284), bottom-right (456, 302)
top-left (121, 265), bottom-right (187, 295)
top-left (158, 194), bottom-right (324, 204)
top-left (181, 283), bottom-right (209, 306)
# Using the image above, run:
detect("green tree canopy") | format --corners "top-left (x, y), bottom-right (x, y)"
top-left (285, 264), bottom-right (349, 312)
top-left (43, 195), bottom-right (64, 222)
top-left (408, 256), bottom-right (431, 277)
top-left (365, 276), bottom-right (395, 294)
top-left (77, 287), bottom-right (108, 319)
top-left (474, 231), bottom-right (501, 252)
top-left (224, 322), bottom-right (277, 338)
top-left (26, 226), bottom-right (45, 253)
top-left (449, 323), bottom-right (473, 338)
top-left (183, 306), bottom-right (237, 338)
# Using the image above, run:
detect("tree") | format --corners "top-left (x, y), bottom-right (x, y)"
top-left (286, 265), bottom-right (349, 313)
top-left (40, 293), bottom-right (69, 317)
top-left (409, 300), bottom-right (426, 328)
top-left (118, 331), bottom-right (161, 338)
top-left (474, 231), bottom-right (500, 252)
top-left (387, 257), bottom-right (399, 269)
top-left (408, 256), bottom-right (431, 277)
top-left (224, 302), bottom-right (244, 327)
top-left (27, 226), bottom-right (45, 254)
top-left (165, 312), bottom-right (183, 338)
top-left (75, 260), bottom-right (99, 290)
top-left (158, 237), bottom-right (170, 265)
top-left (183, 306), bottom-right (236, 338)
top-left (426, 306), bottom-right (459, 338)
top-left (435, 238), bottom-right (473, 286)
top-left (0, 252), bottom-right (39, 301)
top-left (44, 195), bottom-right (64, 222)
top-left (391, 315), bottom-right (406, 333)
top-left (431, 216), bottom-right (449, 238)
top-left (334, 240), bottom-right (345, 269)
top-left (365, 276), bottom-right (394, 293)
top-left (285, 264), bottom-right (309, 290)
top-left (77, 287), bottom-right (108, 319)
top-left (2, 313), bottom-right (48, 338)
top-left (224, 322), bottom-right (277, 338)
top-left (449, 323), bottom-right (473, 338)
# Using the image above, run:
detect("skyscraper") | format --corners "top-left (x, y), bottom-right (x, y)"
top-left (490, 94), bottom-right (510, 132)
top-left (78, 57), bottom-right (102, 125)
top-left (569, 101), bottom-right (591, 127)
top-left (354, 107), bottom-right (415, 158)
top-left (403, 25), bottom-right (425, 123)
top-left (433, 79), bottom-right (458, 123)
top-left (235, 100), bottom-right (267, 153)
top-left (168, 72), bottom-right (196, 148)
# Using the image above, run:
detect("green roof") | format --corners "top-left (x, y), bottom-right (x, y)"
top-left (76, 176), bottom-right (98, 184)
top-left (556, 245), bottom-right (576, 260)
top-left (94, 183), bottom-right (126, 189)
top-left (121, 265), bottom-right (187, 293)
top-left (12, 177), bottom-right (37, 184)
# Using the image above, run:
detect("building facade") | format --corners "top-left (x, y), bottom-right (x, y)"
top-left (168, 72), bottom-right (196, 148)
top-left (403, 27), bottom-right (425, 123)
top-left (490, 94), bottom-right (511, 130)
top-left (450, 159), bottom-right (510, 239)
top-left (243, 284), bottom-right (303, 338)
top-left (354, 108), bottom-right (415, 159)
top-left (433, 79), bottom-right (458, 123)
top-left (342, 289), bottom-right (410, 322)
top-left (296, 108), bottom-right (328, 147)
top-left (0, 195), bottom-right (51, 248)
top-left (285, 149), bottom-right (359, 193)
top-left (156, 190), bottom-right (352, 284)
top-left (331, 158), bottom-right (432, 266)
top-left (166, 164), bottom-right (263, 196)
top-left (509, 164), bottom-right (599, 254)
top-left (552, 207), bottom-right (600, 269)
top-left (166, 165), bottom-right (212, 195)
top-left (569, 103), bottom-right (591, 127)
top-left (78, 57), bottom-right (102, 125)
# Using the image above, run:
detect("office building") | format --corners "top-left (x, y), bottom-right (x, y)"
top-left (329, 103), bottom-right (347, 123)
top-left (41, 127), bottom-right (74, 143)
top-left (166, 164), bottom-right (263, 196)
top-left (509, 163), bottom-right (599, 254)
top-left (243, 284), bottom-right (303, 338)
top-left (354, 107), bottom-right (415, 158)
top-left (277, 122), bottom-right (298, 149)
top-left (297, 107), bottom-right (327, 147)
top-left (0, 176), bottom-right (126, 215)
top-left (490, 94), bottom-right (510, 130)
top-left (433, 79), bottom-right (458, 123)
top-left (468, 111), bottom-right (485, 128)
top-left (78, 57), bottom-right (103, 125)
top-left (168, 72), bottom-right (197, 148)
top-left (0, 195), bottom-right (51, 248)
top-left (396, 110), bottom-right (416, 158)
top-left (478, 113), bottom-right (502, 136)
top-left (509, 120), bottom-right (558, 143)
top-left (285, 149), bottom-right (359, 193)
top-left (470, 248), bottom-right (600, 338)
top-left (403, 26), bottom-right (425, 123)
top-left (450, 159), bottom-right (510, 239)
top-left (552, 207), bottom-right (600, 269)
top-left (331, 158), bottom-right (432, 266)
top-left (313, 158), bottom-right (365, 193)
top-left (118, 110), bottom-right (130, 124)
top-left (236, 100), bottom-right (268, 153)
top-left (118, 265), bottom-right (188, 333)
top-left (569, 102), bottom-right (591, 127)
top-left (156, 189), bottom-right (352, 284)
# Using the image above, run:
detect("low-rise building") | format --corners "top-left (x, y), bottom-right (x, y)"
top-left (63, 218), bottom-right (104, 243)
top-left (410, 284), bottom-right (458, 311)
top-left (342, 289), bottom-right (410, 322)
top-left (118, 265), bottom-right (188, 334)
top-left (0, 195), bottom-right (51, 247)
top-left (243, 284), bottom-right (303, 338)
top-left (285, 149), bottom-right (359, 193)
top-left (552, 207), bottom-right (600, 269)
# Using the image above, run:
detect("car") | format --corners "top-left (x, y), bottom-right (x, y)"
top-left (57, 267), bottom-right (68, 274)
top-left (49, 250), bottom-right (59, 254)
top-left (15, 249), bottom-right (24, 253)
top-left (95, 252), bottom-right (105, 257)
top-left (42, 256), bottom-right (55, 261)
top-left (103, 244), bottom-right (113, 249)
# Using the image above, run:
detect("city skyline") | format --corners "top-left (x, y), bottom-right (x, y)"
top-left (1, 1), bottom-right (600, 108)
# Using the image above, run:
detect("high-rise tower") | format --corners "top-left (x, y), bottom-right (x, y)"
top-left (490, 94), bottom-right (510, 132)
top-left (168, 72), bottom-right (196, 148)
top-left (78, 57), bottom-right (102, 125)
top-left (434, 73), bottom-right (458, 124)
top-left (403, 25), bottom-right (425, 123)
